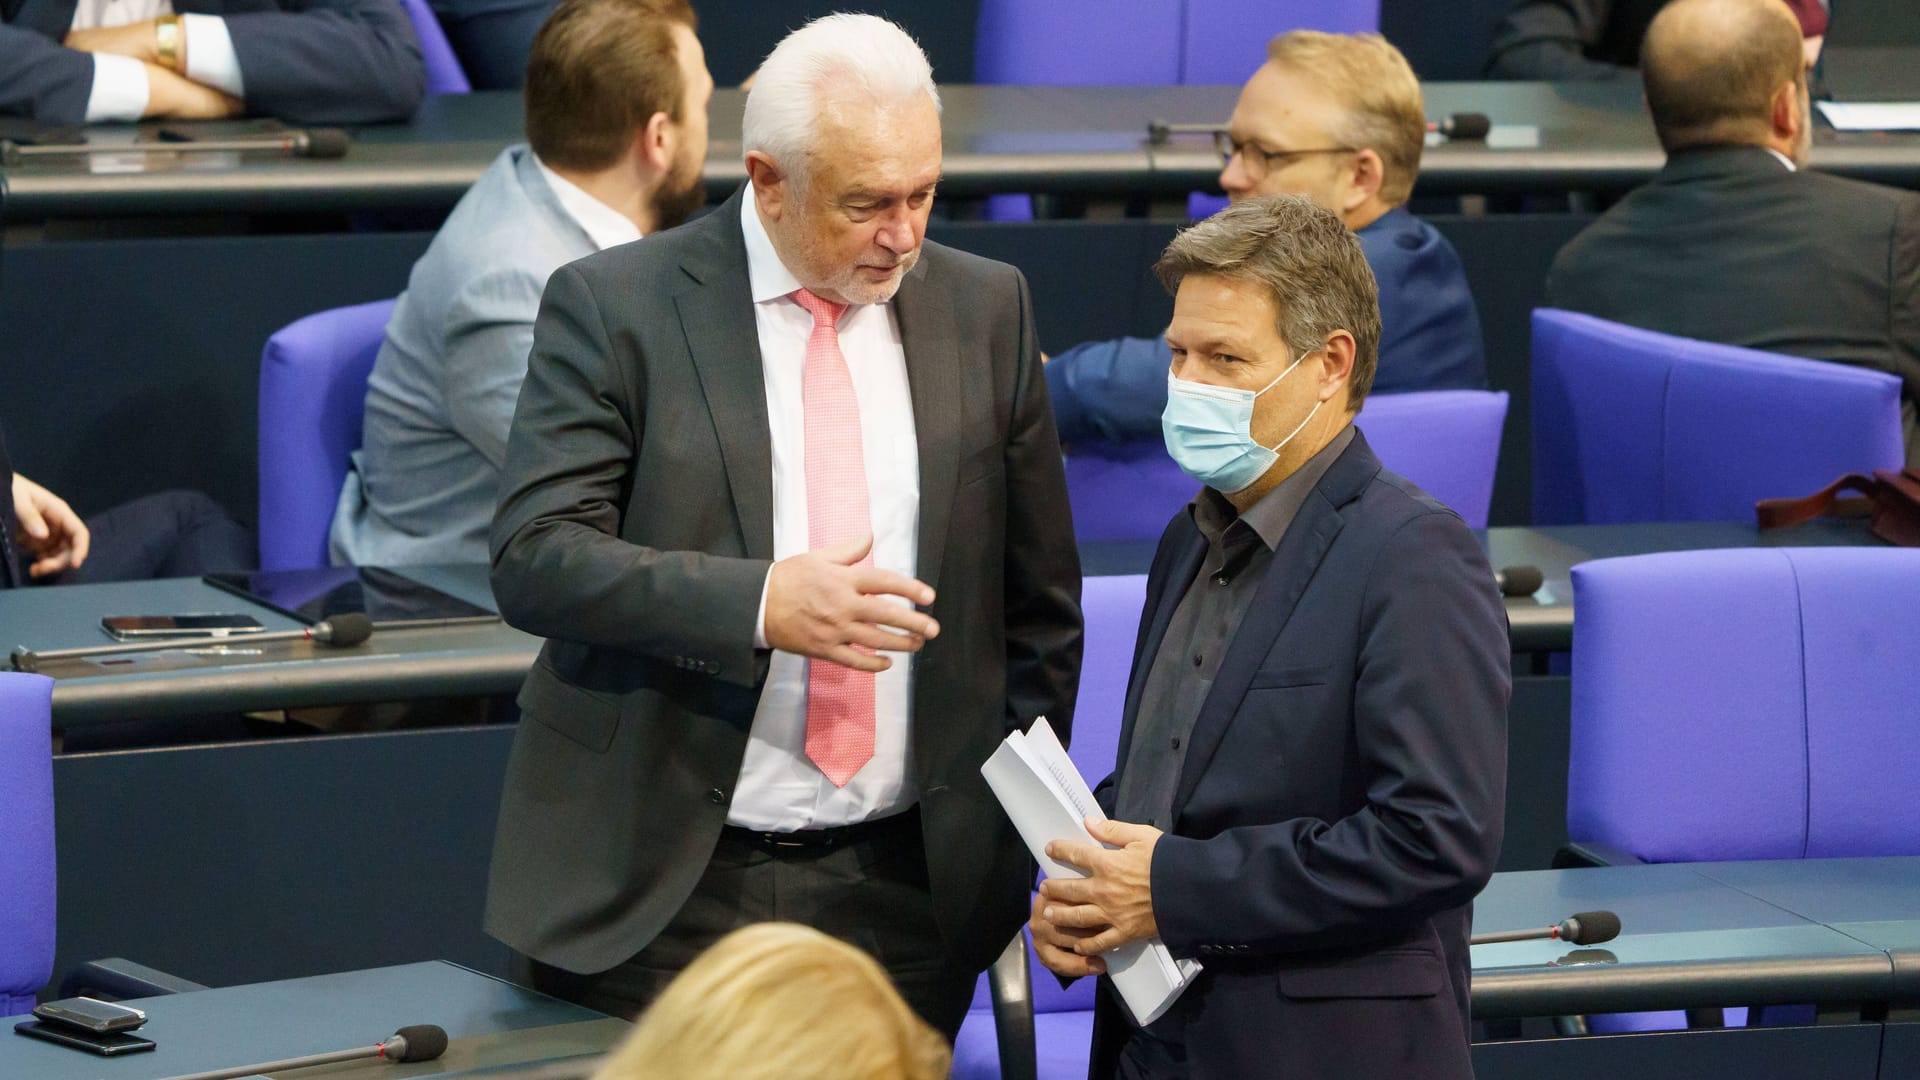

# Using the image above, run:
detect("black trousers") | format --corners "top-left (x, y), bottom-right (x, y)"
top-left (42, 490), bottom-right (254, 584)
top-left (523, 808), bottom-right (979, 1042)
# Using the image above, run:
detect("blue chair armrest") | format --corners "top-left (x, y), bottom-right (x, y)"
top-left (59, 958), bottom-right (207, 1001)
top-left (989, 930), bottom-right (1037, 1080)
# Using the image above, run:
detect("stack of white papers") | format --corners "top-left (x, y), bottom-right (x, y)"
top-left (980, 717), bottom-right (1202, 1025)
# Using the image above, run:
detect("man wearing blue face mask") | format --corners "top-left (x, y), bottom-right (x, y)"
top-left (1027, 195), bottom-right (1510, 1080)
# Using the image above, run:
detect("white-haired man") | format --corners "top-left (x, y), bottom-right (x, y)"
top-left (482, 13), bottom-right (1084, 1037)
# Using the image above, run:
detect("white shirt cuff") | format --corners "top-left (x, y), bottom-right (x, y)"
top-left (84, 53), bottom-right (150, 123)
top-left (753, 567), bottom-right (772, 650)
top-left (182, 14), bottom-right (245, 99)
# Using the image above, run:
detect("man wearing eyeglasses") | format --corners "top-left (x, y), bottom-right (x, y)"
top-left (1045, 31), bottom-right (1488, 446)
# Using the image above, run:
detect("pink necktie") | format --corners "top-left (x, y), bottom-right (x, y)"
top-left (792, 288), bottom-right (877, 787)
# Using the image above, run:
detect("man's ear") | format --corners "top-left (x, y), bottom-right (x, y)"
top-left (1318, 331), bottom-right (1357, 401)
top-left (636, 110), bottom-right (673, 173)
top-left (1770, 80), bottom-right (1800, 140)
top-left (744, 151), bottom-right (787, 219)
top-left (1345, 149), bottom-right (1385, 211)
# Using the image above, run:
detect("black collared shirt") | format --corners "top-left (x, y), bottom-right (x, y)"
top-left (1114, 425), bottom-right (1354, 832)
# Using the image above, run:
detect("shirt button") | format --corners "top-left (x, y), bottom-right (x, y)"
top-left (707, 788), bottom-right (727, 805)
top-left (1192, 653), bottom-right (1203, 668)
top-left (1214, 574), bottom-right (1229, 586)
top-left (1171, 736), bottom-right (1181, 750)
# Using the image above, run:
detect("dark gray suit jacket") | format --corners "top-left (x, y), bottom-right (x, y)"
top-left (485, 187), bottom-right (1084, 976)
top-left (1548, 144), bottom-right (1920, 463)
top-left (1, 0), bottom-right (424, 124)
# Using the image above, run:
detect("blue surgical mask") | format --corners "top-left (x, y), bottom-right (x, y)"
top-left (1161, 351), bottom-right (1323, 494)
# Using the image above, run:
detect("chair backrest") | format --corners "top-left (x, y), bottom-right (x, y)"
top-left (1063, 390), bottom-right (1507, 541)
top-left (396, 0), bottom-right (472, 94)
top-left (0, 673), bottom-right (56, 1017)
top-left (1181, 0), bottom-right (1380, 84)
top-left (975, 0), bottom-right (1182, 84)
top-left (257, 300), bottom-right (396, 571)
top-left (1568, 548), bottom-right (1920, 862)
top-left (1531, 309), bottom-right (1905, 526)
top-left (1355, 389), bottom-right (1507, 528)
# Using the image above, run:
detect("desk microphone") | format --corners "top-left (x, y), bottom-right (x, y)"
top-left (9, 613), bottom-right (374, 673)
top-left (1495, 565), bottom-right (1544, 598)
top-left (1471, 910), bottom-right (1621, 947)
top-left (154, 1023), bottom-right (447, 1080)
top-left (1428, 112), bottom-right (1492, 140)
top-left (0, 126), bottom-right (351, 164)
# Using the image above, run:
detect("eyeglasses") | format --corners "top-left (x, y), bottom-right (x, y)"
top-left (1213, 131), bottom-right (1355, 183)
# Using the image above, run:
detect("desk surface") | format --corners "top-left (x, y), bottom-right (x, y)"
top-left (1693, 857), bottom-right (1920, 998)
top-left (0, 565), bottom-right (540, 727)
top-left (0, 961), bottom-right (623, 1079)
top-left (9, 82), bottom-right (1920, 221)
top-left (1469, 862), bottom-right (1897, 1018)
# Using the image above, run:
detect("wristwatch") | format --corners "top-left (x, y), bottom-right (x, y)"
top-left (155, 14), bottom-right (184, 74)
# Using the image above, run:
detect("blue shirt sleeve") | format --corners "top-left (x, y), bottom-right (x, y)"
top-left (1046, 336), bottom-right (1173, 445)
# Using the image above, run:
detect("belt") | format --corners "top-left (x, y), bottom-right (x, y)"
top-left (720, 807), bottom-right (919, 854)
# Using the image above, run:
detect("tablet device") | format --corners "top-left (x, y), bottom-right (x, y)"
top-left (203, 567), bottom-right (499, 629)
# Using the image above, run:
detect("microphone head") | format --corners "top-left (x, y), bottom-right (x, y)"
top-left (317, 613), bottom-right (375, 647)
top-left (1442, 112), bottom-right (1492, 140)
top-left (1562, 910), bottom-right (1621, 946)
top-left (303, 127), bottom-right (352, 159)
top-left (389, 1024), bottom-right (448, 1062)
top-left (1498, 565), bottom-right (1544, 597)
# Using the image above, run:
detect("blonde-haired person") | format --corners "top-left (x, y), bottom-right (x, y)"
top-left (590, 923), bottom-right (950, 1080)
top-left (1045, 29), bottom-right (1486, 447)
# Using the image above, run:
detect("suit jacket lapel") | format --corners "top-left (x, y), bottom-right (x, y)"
top-left (890, 257), bottom-right (960, 591)
top-left (1112, 520), bottom-right (1206, 780)
top-left (1170, 431), bottom-right (1382, 813)
top-left (673, 189), bottom-right (775, 561)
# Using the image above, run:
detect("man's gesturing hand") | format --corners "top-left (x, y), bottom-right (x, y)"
top-left (764, 533), bottom-right (938, 673)
top-left (12, 472), bottom-right (90, 579)
top-left (1038, 818), bottom-right (1163, 956)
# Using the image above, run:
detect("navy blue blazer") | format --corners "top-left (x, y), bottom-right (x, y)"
top-left (1, 0), bottom-right (424, 124)
top-left (1086, 430), bottom-right (1509, 1079)
top-left (0, 424), bottom-right (18, 589)
top-left (1048, 207), bottom-right (1488, 444)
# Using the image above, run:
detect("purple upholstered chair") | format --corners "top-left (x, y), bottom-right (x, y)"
top-left (257, 300), bottom-right (396, 571)
top-left (1531, 309), bottom-right (1905, 526)
top-left (397, 0), bottom-right (472, 94)
top-left (1181, 0), bottom-right (1379, 84)
top-left (0, 673), bottom-right (56, 1018)
top-left (952, 574), bottom-right (1147, 1080)
top-left (1064, 389), bottom-right (1508, 541)
top-left (1568, 547), bottom-right (1920, 1033)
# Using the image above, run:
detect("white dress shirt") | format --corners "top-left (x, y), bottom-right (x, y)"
top-left (1764, 147), bottom-right (1798, 173)
top-left (72, 0), bottom-right (244, 123)
top-left (729, 185), bottom-right (923, 831)
top-left (534, 156), bottom-right (644, 250)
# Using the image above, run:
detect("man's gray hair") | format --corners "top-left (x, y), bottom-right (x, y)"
top-left (741, 14), bottom-right (941, 186)
top-left (1155, 195), bottom-right (1381, 411)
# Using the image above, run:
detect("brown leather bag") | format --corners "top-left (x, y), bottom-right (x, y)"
top-left (1756, 468), bottom-right (1920, 547)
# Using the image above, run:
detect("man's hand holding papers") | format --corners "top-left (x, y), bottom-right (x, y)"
top-left (1036, 819), bottom-right (1163, 961)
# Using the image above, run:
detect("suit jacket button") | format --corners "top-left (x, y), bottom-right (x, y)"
top-left (704, 661), bottom-right (720, 675)
top-left (707, 788), bottom-right (727, 805)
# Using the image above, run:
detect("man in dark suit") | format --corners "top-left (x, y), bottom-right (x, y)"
top-left (2, 421), bottom-right (253, 587)
top-left (1485, 0), bottom-right (1826, 79)
top-left (1046, 31), bottom-right (1486, 446)
top-left (1547, 0), bottom-right (1920, 465)
top-left (484, 13), bottom-right (1083, 1039)
top-left (2, 0), bottom-right (424, 124)
top-left (1030, 195), bottom-right (1509, 1079)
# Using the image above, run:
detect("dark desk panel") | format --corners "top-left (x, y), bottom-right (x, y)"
top-left (1, 566), bottom-right (539, 727)
top-left (10, 83), bottom-right (1920, 222)
top-left (0, 961), bottom-right (620, 1079)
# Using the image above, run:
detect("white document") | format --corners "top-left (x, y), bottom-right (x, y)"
top-left (1816, 101), bottom-right (1920, 131)
top-left (980, 717), bottom-right (1202, 1026)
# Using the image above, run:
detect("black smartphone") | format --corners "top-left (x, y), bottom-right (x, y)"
top-left (33, 996), bottom-right (147, 1033)
top-left (100, 614), bottom-right (267, 641)
top-left (14, 1020), bottom-right (156, 1056)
